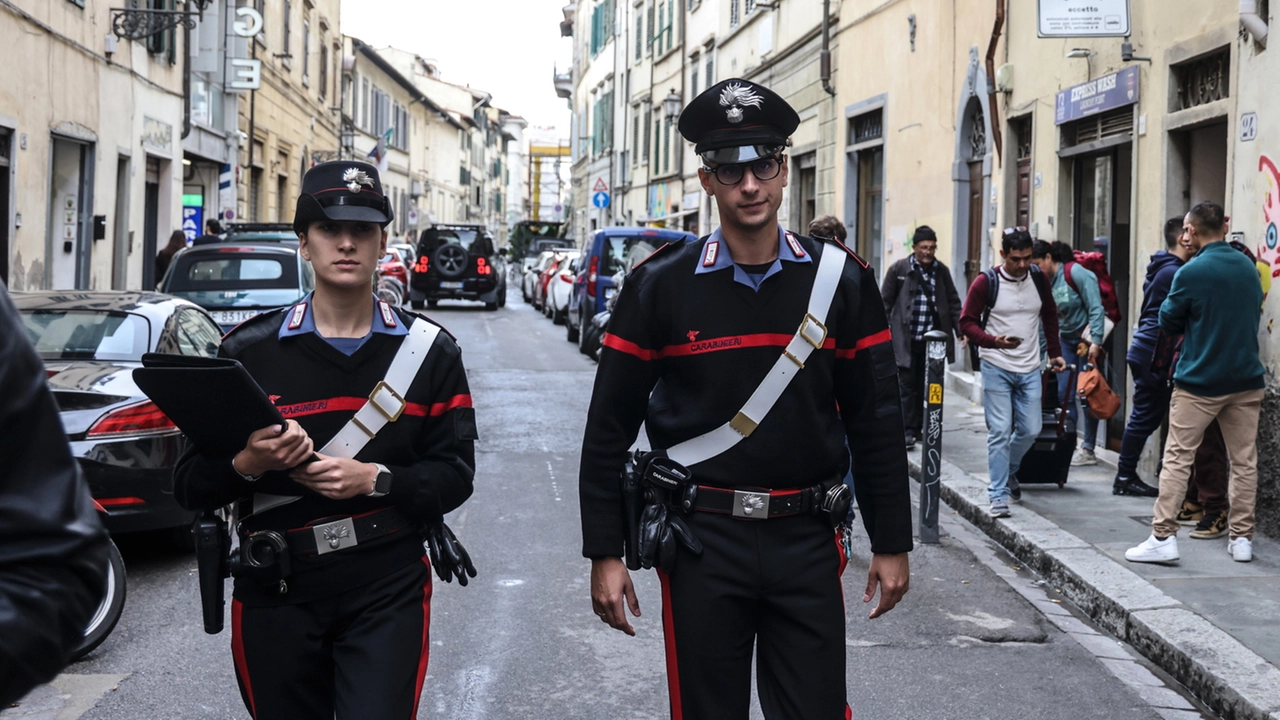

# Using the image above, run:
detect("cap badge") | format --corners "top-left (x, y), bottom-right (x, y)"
top-left (343, 168), bottom-right (374, 194)
top-left (719, 82), bottom-right (764, 125)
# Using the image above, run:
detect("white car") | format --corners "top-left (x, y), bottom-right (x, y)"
top-left (544, 252), bottom-right (580, 324)
top-left (522, 250), bottom-right (558, 307)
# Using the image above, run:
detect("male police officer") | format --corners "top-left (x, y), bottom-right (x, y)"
top-left (580, 79), bottom-right (912, 719)
top-left (174, 161), bottom-right (477, 719)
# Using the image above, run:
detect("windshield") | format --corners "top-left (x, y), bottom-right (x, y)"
top-left (423, 228), bottom-right (494, 256)
top-left (601, 235), bottom-right (661, 276)
top-left (164, 252), bottom-right (306, 308)
top-left (224, 232), bottom-right (298, 243)
top-left (20, 310), bottom-right (151, 361)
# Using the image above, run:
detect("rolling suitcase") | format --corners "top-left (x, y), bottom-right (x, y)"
top-left (1015, 364), bottom-right (1077, 488)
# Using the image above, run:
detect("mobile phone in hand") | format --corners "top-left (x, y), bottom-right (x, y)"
top-left (1006, 336), bottom-right (1024, 345)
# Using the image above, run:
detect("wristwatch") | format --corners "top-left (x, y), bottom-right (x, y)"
top-left (368, 463), bottom-right (392, 498)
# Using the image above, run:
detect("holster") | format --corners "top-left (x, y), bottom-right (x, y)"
top-left (192, 511), bottom-right (231, 635)
top-left (620, 451), bottom-right (645, 571)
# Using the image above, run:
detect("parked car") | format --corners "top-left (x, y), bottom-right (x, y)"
top-left (223, 222), bottom-right (299, 246)
top-left (410, 223), bottom-right (506, 310)
top-left (12, 290), bottom-right (223, 536)
top-left (521, 250), bottom-right (561, 305)
top-left (566, 227), bottom-right (696, 343)
top-left (378, 250), bottom-right (409, 302)
top-left (510, 219), bottom-right (567, 270)
top-left (160, 242), bottom-right (315, 333)
top-left (534, 251), bottom-right (570, 312)
top-left (544, 252), bottom-right (580, 324)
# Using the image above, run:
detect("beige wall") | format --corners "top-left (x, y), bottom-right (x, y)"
top-left (0, 0), bottom-right (185, 291)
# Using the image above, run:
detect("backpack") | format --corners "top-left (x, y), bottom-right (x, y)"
top-left (1063, 251), bottom-right (1121, 322)
top-left (979, 264), bottom-right (1046, 330)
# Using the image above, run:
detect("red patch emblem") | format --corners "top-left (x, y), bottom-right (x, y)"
top-left (687, 330), bottom-right (700, 342)
top-left (703, 241), bottom-right (720, 267)
top-left (269, 395), bottom-right (281, 404)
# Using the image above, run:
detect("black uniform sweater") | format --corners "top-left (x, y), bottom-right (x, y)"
top-left (579, 233), bottom-right (913, 559)
top-left (174, 306), bottom-right (477, 606)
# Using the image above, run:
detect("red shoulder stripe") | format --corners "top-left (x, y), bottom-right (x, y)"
top-left (633, 242), bottom-right (673, 269)
top-left (828, 238), bottom-right (869, 269)
top-left (427, 394), bottom-right (472, 416)
top-left (602, 333), bottom-right (655, 360)
top-left (834, 328), bottom-right (892, 359)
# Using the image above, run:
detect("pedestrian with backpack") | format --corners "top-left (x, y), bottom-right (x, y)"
top-left (1030, 240), bottom-right (1112, 470)
top-left (958, 228), bottom-right (1066, 518)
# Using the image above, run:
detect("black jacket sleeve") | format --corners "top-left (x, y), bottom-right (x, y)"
top-left (832, 254), bottom-right (914, 555)
top-left (383, 332), bottom-right (477, 522)
top-left (0, 288), bottom-right (109, 705)
top-left (578, 269), bottom-right (662, 558)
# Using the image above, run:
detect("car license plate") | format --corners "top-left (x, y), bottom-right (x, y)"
top-left (605, 286), bottom-right (617, 299)
top-left (212, 309), bottom-right (260, 325)
top-left (440, 281), bottom-right (464, 289)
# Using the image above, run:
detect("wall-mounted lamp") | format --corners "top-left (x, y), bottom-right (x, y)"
top-left (1065, 48), bottom-right (1095, 58)
top-left (1121, 41), bottom-right (1152, 63)
top-left (662, 90), bottom-right (682, 121)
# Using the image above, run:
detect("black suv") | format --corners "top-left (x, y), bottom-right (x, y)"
top-left (410, 224), bottom-right (506, 310)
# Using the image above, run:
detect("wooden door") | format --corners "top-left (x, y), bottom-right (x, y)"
top-left (965, 161), bottom-right (984, 289)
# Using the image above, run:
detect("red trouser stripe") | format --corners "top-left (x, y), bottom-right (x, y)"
top-left (657, 570), bottom-right (684, 720)
top-left (409, 556), bottom-right (434, 719)
top-left (230, 599), bottom-right (257, 719)
top-left (835, 531), bottom-right (853, 720)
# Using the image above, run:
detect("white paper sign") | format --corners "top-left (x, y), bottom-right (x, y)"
top-left (1038, 0), bottom-right (1129, 37)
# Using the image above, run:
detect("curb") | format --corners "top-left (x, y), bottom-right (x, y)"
top-left (908, 455), bottom-right (1280, 720)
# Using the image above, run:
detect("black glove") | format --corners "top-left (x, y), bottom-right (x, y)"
top-left (424, 522), bottom-right (477, 586)
top-left (638, 503), bottom-right (703, 572)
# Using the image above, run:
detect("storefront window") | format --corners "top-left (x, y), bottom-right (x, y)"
top-left (1075, 154), bottom-right (1114, 252)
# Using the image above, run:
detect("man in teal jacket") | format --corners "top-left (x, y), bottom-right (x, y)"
top-left (1126, 202), bottom-right (1265, 564)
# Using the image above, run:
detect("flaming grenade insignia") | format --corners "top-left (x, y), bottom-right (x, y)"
top-left (343, 168), bottom-right (375, 194)
top-left (718, 82), bottom-right (764, 124)
top-left (322, 524), bottom-right (351, 549)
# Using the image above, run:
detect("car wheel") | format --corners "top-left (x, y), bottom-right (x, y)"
top-left (567, 314), bottom-right (580, 343)
top-left (427, 299), bottom-right (439, 309)
top-left (484, 301), bottom-right (498, 311)
top-left (73, 537), bottom-right (126, 660)
top-left (552, 304), bottom-right (566, 325)
top-left (498, 288), bottom-right (507, 308)
top-left (411, 299), bottom-right (425, 310)
top-left (577, 310), bottom-right (590, 354)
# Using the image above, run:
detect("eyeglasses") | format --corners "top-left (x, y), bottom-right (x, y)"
top-left (703, 156), bottom-right (782, 186)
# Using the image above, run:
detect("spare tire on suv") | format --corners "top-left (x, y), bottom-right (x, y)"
top-left (409, 224), bottom-right (506, 311)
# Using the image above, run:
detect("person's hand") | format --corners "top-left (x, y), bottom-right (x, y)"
top-left (1087, 343), bottom-right (1102, 363)
top-left (865, 552), bottom-right (909, 619)
top-left (591, 557), bottom-right (640, 636)
top-left (958, 334), bottom-right (968, 350)
top-left (1049, 356), bottom-right (1067, 373)
top-left (234, 420), bottom-right (313, 477)
top-left (992, 334), bottom-right (1021, 349)
top-left (290, 455), bottom-right (378, 500)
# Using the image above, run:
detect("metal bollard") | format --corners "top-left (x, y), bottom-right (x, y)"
top-left (918, 329), bottom-right (948, 544)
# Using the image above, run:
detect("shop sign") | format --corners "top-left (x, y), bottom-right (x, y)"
top-left (141, 116), bottom-right (172, 152)
top-left (1038, 0), bottom-right (1130, 38)
top-left (1054, 67), bottom-right (1139, 125)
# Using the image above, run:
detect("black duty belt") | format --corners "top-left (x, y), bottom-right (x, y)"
top-left (681, 485), bottom-right (819, 520)
top-left (284, 508), bottom-right (413, 556)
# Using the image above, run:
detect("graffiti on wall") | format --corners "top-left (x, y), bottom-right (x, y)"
top-left (1257, 156), bottom-right (1280, 288)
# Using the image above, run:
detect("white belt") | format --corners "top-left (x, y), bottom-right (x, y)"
top-left (666, 244), bottom-right (847, 467)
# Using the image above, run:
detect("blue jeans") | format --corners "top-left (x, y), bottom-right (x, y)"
top-left (982, 363), bottom-right (1043, 502)
top-left (1116, 345), bottom-right (1171, 479)
top-left (1058, 335), bottom-right (1099, 451)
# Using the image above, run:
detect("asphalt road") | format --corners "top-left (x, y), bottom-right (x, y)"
top-left (6, 289), bottom-right (1217, 719)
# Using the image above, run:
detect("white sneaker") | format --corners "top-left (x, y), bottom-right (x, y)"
top-left (989, 501), bottom-right (1011, 518)
top-left (1070, 448), bottom-right (1097, 466)
top-left (1227, 537), bottom-right (1253, 562)
top-left (1125, 534), bottom-right (1179, 563)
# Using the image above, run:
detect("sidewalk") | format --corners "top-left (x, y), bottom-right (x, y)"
top-left (913, 397), bottom-right (1280, 720)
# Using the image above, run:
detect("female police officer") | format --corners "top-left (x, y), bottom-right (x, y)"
top-left (174, 161), bottom-right (477, 719)
top-left (581, 80), bottom-right (912, 719)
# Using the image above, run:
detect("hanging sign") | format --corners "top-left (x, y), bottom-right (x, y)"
top-left (1038, 0), bottom-right (1130, 38)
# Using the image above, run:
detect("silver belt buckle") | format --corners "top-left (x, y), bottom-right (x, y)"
top-left (312, 517), bottom-right (358, 555)
top-left (732, 490), bottom-right (771, 519)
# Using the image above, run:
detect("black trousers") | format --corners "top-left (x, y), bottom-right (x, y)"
top-left (659, 511), bottom-right (850, 720)
top-left (897, 339), bottom-right (927, 436)
top-left (231, 557), bottom-right (432, 720)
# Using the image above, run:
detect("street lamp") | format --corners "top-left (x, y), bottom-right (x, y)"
top-left (662, 90), bottom-right (682, 121)
top-left (340, 125), bottom-right (355, 160)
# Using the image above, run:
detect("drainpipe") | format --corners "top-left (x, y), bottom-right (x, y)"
top-left (984, 0), bottom-right (1005, 163)
top-left (820, 0), bottom-right (835, 96)
top-left (1241, 0), bottom-right (1269, 47)
top-left (182, 22), bottom-right (192, 139)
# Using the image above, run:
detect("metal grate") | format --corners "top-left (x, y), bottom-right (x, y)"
top-left (1065, 107), bottom-right (1133, 146)
top-left (1174, 49), bottom-right (1229, 112)
top-left (850, 110), bottom-right (883, 145)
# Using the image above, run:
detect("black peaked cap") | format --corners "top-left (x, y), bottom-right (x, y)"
top-left (293, 160), bottom-right (394, 234)
top-left (677, 78), bottom-right (800, 164)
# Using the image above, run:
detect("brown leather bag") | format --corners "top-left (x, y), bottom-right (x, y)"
top-left (1077, 365), bottom-right (1121, 420)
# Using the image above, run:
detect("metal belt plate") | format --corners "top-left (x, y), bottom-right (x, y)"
top-left (732, 490), bottom-right (770, 519)
top-left (313, 517), bottom-right (358, 555)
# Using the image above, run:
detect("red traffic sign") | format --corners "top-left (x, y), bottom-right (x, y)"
top-left (593, 177), bottom-right (608, 193)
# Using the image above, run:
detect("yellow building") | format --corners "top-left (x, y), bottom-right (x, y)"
top-left (235, 0), bottom-right (342, 225)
